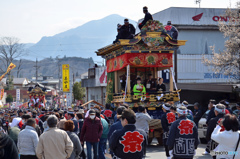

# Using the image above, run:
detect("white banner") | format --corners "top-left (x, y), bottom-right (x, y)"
top-left (16, 89), bottom-right (20, 101)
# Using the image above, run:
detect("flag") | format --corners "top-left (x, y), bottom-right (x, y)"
top-left (0, 63), bottom-right (16, 82)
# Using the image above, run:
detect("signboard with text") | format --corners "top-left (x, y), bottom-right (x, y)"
top-left (16, 89), bottom-right (20, 101)
top-left (62, 64), bottom-right (70, 92)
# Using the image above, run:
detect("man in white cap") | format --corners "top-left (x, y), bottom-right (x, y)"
top-left (161, 103), bottom-right (176, 159)
top-left (167, 106), bottom-right (199, 159)
top-left (205, 104), bottom-right (226, 158)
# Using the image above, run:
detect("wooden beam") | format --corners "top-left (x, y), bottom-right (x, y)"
top-left (127, 65), bottom-right (131, 93)
top-left (114, 71), bottom-right (118, 93)
top-left (81, 100), bottom-right (104, 107)
top-left (169, 68), bottom-right (173, 91)
top-left (154, 67), bottom-right (157, 79)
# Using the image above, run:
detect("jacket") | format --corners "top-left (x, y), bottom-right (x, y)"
top-left (161, 111), bottom-right (176, 145)
top-left (8, 126), bottom-right (20, 144)
top-left (80, 117), bottom-right (103, 143)
top-left (66, 131), bottom-right (82, 159)
top-left (140, 12), bottom-right (153, 28)
top-left (71, 118), bottom-right (79, 134)
top-left (211, 125), bottom-right (240, 159)
top-left (135, 112), bottom-right (152, 133)
top-left (133, 84), bottom-right (146, 95)
top-left (36, 127), bottom-right (73, 159)
top-left (206, 113), bottom-right (225, 141)
top-left (108, 119), bottom-right (123, 140)
top-left (206, 107), bottom-right (216, 124)
top-left (193, 109), bottom-right (202, 125)
top-left (0, 132), bottom-right (19, 159)
top-left (166, 116), bottom-right (199, 158)
top-left (100, 118), bottom-right (109, 139)
top-left (109, 124), bottom-right (147, 159)
top-left (22, 123), bottom-right (42, 137)
top-left (18, 125), bottom-right (39, 155)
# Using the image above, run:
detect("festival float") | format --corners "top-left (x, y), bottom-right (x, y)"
top-left (96, 20), bottom-right (187, 144)
top-left (96, 20), bottom-right (186, 108)
top-left (27, 84), bottom-right (47, 109)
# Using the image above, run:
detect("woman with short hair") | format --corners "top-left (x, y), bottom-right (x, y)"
top-left (64, 120), bottom-right (82, 159)
top-left (211, 114), bottom-right (240, 159)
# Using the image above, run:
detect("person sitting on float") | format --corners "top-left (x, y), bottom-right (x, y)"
top-left (133, 77), bottom-right (146, 95)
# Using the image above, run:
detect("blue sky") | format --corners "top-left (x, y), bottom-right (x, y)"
top-left (0, 0), bottom-right (238, 43)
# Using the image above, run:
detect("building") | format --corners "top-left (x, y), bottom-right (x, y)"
top-left (82, 66), bottom-right (107, 107)
top-left (138, 7), bottom-right (240, 105)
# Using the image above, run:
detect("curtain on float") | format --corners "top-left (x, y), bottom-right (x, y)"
top-left (106, 72), bottom-right (114, 104)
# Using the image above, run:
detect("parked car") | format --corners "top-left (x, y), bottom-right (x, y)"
top-left (198, 110), bottom-right (210, 143)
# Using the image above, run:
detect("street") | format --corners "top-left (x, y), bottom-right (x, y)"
top-left (104, 139), bottom-right (212, 159)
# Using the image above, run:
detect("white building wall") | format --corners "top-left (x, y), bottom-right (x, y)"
top-left (177, 54), bottom-right (236, 83)
top-left (87, 87), bottom-right (106, 108)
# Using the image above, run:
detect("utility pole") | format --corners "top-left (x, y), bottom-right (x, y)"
top-left (33, 58), bottom-right (40, 82)
top-left (195, 0), bottom-right (201, 8)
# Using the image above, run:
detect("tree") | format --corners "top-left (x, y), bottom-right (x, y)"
top-left (17, 59), bottom-right (23, 78)
top-left (72, 81), bottom-right (85, 101)
top-left (5, 75), bottom-right (14, 90)
top-left (6, 94), bottom-right (13, 103)
top-left (203, 6), bottom-right (240, 80)
top-left (0, 37), bottom-right (25, 76)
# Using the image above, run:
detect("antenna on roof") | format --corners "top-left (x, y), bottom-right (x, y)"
top-left (195, 0), bottom-right (201, 8)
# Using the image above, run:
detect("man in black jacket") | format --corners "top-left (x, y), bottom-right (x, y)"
top-left (109, 109), bottom-right (147, 159)
top-left (119, 19), bottom-right (136, 39)
top-left (138, 6), bottom-right (153, 29)
top-left (161, 103), bottom-right (176, 159)
top-left (206, 99), bottom-right (216, 125)
top-left (193, 102), bottom-right (202, 127)
top-left (167, 106), bottom-right (199, 159)
top-left (205, 104), bottom-right (226, 158)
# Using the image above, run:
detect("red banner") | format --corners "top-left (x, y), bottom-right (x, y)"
top-left (107, 53), bottom-right (172, 72)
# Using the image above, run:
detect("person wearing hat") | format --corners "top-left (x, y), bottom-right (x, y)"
top-left (181, 100), bottom-right (194, 121)
top-left (120, 18), bottom-right (136, 39)
top-left (138, 6), bottom-right (153, 29)
top-left (205, 104), bottom-right (226, 158)
top-left (167, 106), bottom-right (198, 159)
top-left (193, 102), bottom-right (202, 127)
top-left (164, 21), bottom-right (178, 40)
top-left (80, 109), bottom-right (103, 159)
top-left (161, 103), bottom-right (176, 159)
top-left (67, 111), bottom-right (79, 134)
top-left (133, 77), bottom-right (146, 95)
top-left (109, 109), bottom-right (147, 159)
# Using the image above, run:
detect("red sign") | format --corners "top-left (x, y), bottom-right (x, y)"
top-left (103, 110), bottom-right (113, 118)
top-left (178, 120), bottom-right (194, 135)
top-left (107, 53), bottom-right (173, 73)
top-left (120, 131), bottom-right (144, 153)
top-left (212, 16), bottom-right (230, 22)
top-left (167, 112), bottom-right (176, 124)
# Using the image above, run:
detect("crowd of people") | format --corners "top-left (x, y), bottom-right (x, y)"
top-left (0, 99), bottom-right (240, 159)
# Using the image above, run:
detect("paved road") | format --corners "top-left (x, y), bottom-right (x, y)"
top-left (104, 139), bottom-right (212, 159)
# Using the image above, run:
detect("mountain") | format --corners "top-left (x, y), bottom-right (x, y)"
top-left (2, 57), bottom-right (95, 79)
top-left (27, 14), bottom-right (136, 62)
